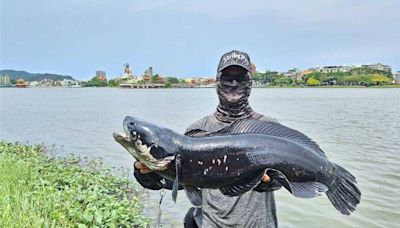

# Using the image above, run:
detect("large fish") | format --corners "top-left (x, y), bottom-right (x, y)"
top-left (113, 116), bottom-right (361, 215)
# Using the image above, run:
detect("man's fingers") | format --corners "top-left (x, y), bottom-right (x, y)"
top-left (262, 174), bottom-right (271, 183)
top-left (140, 167), bottom-right (152, 174)
top-left (135, 161), bottom-right (144, 169)
top-left (134, 161), bottom-right (153, 174)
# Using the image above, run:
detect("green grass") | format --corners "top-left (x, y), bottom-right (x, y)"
top-left (0, 141), bottom-right (148, 227)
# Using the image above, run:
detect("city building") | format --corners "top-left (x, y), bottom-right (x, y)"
top-left (0, 75), bottom-right (13, 87)
top-left (96, 71), bottom-right (107, 80)
top-left (311, 65), bottom-right (352, 73)
top-left (29, 81), bottom-right (40, 87)
top-left (143, 75), bottom-right (151, 82)
top-left (283, 68), bottom-right (302, 81)
top-left (0, 75), bottom-right (11, 85)
top-left (394, 71), bottom-right (400, 84)
top-left (144, 67), bottom-right (153, 77)
top-left (199, 77), bottom-right (215, 85)
top-left (362, 63), bottom-right (391, 73)
top-left (60, 79), bottom-right (80, 87)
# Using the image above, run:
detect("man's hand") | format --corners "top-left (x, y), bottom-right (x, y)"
top-left (134, 161), bottom-right (153, 174)
top-left (261, 174), bottom-right (270, 183)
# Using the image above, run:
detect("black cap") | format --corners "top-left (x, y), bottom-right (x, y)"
top-left (217, 50), bottom-right (252, 72)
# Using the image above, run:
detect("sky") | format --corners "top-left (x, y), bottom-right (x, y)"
top-left (1, 0), bottom-right (399, 80)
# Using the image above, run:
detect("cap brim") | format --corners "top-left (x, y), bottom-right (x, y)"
top-left (218, 63), bottom-right (251, 72)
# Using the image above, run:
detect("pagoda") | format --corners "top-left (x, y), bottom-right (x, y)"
top-left (15, 79), bottom-right (27, 88)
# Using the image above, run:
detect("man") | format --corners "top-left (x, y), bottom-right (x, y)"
top-left (134, 50), bottom-right (281, 227)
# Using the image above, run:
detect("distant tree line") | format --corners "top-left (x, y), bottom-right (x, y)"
top-left (85, 76), bottom-right (107, 87)
top-left (87, 75), bottom-right (187, 88)
top-left (253, 67), bottom-right (393, 87)
top-left (86, 66), bottom-right (395, 88)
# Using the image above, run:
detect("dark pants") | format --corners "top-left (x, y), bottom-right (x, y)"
top-left (184, 207), bottom-right (199, 228)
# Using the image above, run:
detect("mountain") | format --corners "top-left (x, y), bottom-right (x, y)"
top-left (0, 70), bottom-right (75, 81)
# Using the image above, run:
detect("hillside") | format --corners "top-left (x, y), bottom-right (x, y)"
top-left (0, 70), bottom-right (75, 81)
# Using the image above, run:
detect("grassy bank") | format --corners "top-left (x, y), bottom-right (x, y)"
top-left (263, 84), bottom-right (400, 88)
top-left (0, 141), bottom-right (148, 227)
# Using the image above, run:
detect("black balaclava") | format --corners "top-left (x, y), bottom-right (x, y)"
top-left (214, 51), bottom-right (254, 123)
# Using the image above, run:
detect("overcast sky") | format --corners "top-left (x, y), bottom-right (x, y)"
top-left (1, 0), bottom-right (399, 79)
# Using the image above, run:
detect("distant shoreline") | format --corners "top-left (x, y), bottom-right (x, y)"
top-left (259, 84), bottom-right (400, 88)
top-left (2, 85), bottom-right (400, 89)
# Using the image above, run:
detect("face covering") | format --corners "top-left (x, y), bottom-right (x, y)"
top-left (214, 71), bottom-right (254, 123)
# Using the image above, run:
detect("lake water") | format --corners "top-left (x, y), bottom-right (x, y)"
top-left (1, 87), bottom-right (399, 227)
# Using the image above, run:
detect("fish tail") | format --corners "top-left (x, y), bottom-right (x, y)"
top-left (326, 164), bottom-right (361, 215)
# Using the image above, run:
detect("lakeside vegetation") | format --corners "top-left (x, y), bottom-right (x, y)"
top-left (0, 141), bottom-right (148, 227)
top-left (105, 75), bottom-right (186, 88)
top-left (103, 66), bottom-right (398, 88)
top-left (2, 66), bottom-right (399, 88)
top-left (253, 66), bottom-right (395, 87)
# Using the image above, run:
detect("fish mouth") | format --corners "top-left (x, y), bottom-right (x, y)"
top-left (113, 132), bottom-right (174, 171)
top-left (113, 132), bottom-right (132, 145)
top-left (114, 116), bottom-right (175, 171)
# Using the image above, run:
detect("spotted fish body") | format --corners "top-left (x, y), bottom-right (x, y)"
top-left (113, 116), bottom-right (361, 215)
top-left (175, 135), bottom-right (331, 189)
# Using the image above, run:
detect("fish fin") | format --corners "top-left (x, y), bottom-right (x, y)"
top-left (184, 129), bottom-right (209, 137)
top-left (265, 169), bottom-right (293, 193)
top-left (267, 168), bottom-right (328, 198)
top-left (290, 181), bottom-right (328, 198)
top-left (172, 155), bottom-right (181, 203)
top-left (326, 163), bottom-right (361, 215)
top-left (211, 119), bottom-right (326, 157)
top-left (220, 170), bottom-right (264, 197)
top-left (184, 186), bottom-right (202, 206)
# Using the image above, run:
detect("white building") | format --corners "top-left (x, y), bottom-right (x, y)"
top-left (311, 65), bottom-right (352, 73)
top-left (394, 71), bottom-right (400, 84)
top-left (0, 75), bottom-right (11, 85)
top-left (362, 63), bottom-right (391, 73)
top-left (60, 79), bottom-right (80, 87)
top-left (282, 68), bottom-right (302, 81)
top-left (29, 81), bottom-right (40, 87)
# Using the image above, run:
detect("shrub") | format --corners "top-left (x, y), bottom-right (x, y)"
top-left (0, 142), bottom-right (148, 227)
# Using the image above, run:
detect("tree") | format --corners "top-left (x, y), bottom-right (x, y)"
top-left (371, 74), bottom-right (391, 85)
top-left (306, 77), bottom-right (320, 86)
top-left (252, 72), bottom-right (264, 81)
top-left (166, 77), bottom-right (179, 84)
top-left (107, 79), bottom-right (121, 87)
top-left (351, 67), bottom-right (392, 77)
top-left (86, 76), bottom-right (107, 87)
top-left (164, 82), bottom-right (172, 88)
top-left (151, 74), bottom-right (160, 83)
top-left (274, 77), bottom-right (292, 86)
top-left (264, 71), bottom-right (280, 84)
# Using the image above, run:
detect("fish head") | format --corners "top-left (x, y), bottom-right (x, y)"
top-left (113, 116), bottom-right (176, 171)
